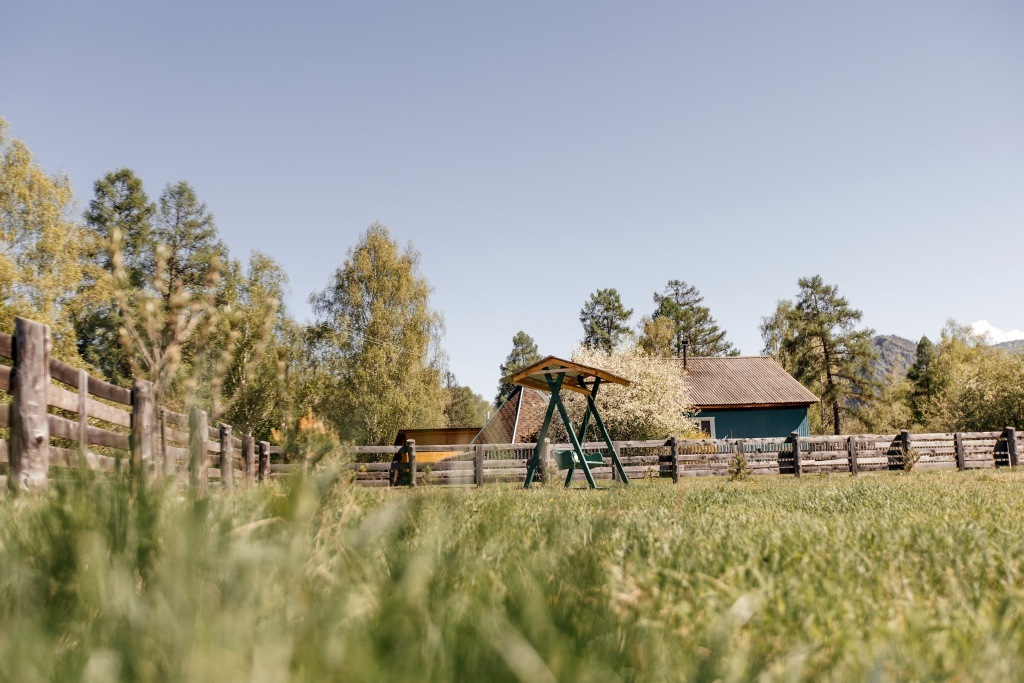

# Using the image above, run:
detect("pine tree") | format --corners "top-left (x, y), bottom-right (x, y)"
top-left (651, 280), bottom-right (737, 357)
top-left (906, 336), bottom-right (937, 426)
top-left (580, 288), bottom-right (633, 352)
top-left (495, 331), bottom-right (541, 405)
top-left (154, 181), bottom-right (227, 298)
top-left (101, 178), bottom-right (257, 410)
top-left (84, 168), bottom-right (155, 287)
top-left (761, 275), bottom-right (877, 435)
top-left (78, 168), bottom-right (157, 385)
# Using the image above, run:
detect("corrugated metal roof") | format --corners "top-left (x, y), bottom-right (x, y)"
top-left (683, 356), bottom-right (818, 408)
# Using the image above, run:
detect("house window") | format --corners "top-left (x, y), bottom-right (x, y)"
top-left (697, 417), bottom-right (716, 439)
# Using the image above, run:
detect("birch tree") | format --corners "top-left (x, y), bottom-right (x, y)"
top-left (309, 223), bottom-right (447, 444)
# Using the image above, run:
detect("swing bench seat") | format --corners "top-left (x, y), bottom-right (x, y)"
top-left (553, 449), bottom-right (606, 470)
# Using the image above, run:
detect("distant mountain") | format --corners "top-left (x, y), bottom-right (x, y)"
top-left (869, 335), bottom-right (1024, 382)
top-left (871, 335), bottom-right (916, 381)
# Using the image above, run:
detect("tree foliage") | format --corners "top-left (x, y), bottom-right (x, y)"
top-left (761, 275), bottom-right (876, 435)
top-left (636, 316), bottom-right (675, 358)
top-left (564, 345), bottom-right (697, 441)
top-left (77, 168), bottom-right (157, 385)
top-left (649, 280), bottom-right (737, 357)
top-left (0, 118), bottom-right (95, 362)
top-left (214, 252), bottom-right (288, 437)
top-left (580, 288), bottom-right (633, 353)
top-left (86, 170), bottom-right (280, 422)
top-left (906, 336), bottom-right (937, 426)
top-left (309, 223), bottom-right (446, 444)
top-left (153, 182), bottom-right (227, 298)
top-left (443, 373), bottom-right (490, 428)
top-left (495, 331), bottom-right (541, 406)
top-left (104, 181), bottom-right (233, 406)
top-left (913, 322), bottom-right (1024, 432)
top-left (844, 370), bottom-right (913, 434)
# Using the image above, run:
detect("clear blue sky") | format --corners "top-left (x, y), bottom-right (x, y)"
top-left (4, 1), bottom-right (1023, 399)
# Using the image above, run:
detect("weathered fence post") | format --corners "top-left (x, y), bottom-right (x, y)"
top-left (474, 442), bottom-right (484, 487)
top-left (670, 436), bottom-right (680, 484)
top-left (900, 430), bottom-right (911, 470)
top-left (258, 441), bottom-right (270, 482)
top-left (220, 424), bottom-right (234, 489)
top-left (131, 379), bottom-right (156, 486)
top-left (242, 432), bottom-right (255, 486)
top-left (407, 440), bottom-right (417, 487)
top-left (847, 435), bottom-right (858, 476)
top-left (542, 438), bottom-right (554, 483)
top-left (159, 407), bottom-right (171, 476)
top-left (790, 432), bottom-right (802, 478)
top-left (9, 317), bottom-right (50, 492)
top-left (77, 368), bottom-right (89, 466)
top-left (189, 406), bottom-right (209, 493)
top-left (954, 432), bottom-right (966, 471)
top-left (1006, 427), bottom-right (1018, 468)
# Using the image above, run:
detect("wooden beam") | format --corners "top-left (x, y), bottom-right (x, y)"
top-left (791, 432), bottom-right (801, 478)
top-left (189, 407), bottom-right (208, 494)
top-left (1007, 427), bottom-right (1019, 468)
top-left (78, 369), bottom-right (89, 467)
top-left (9, 317), bottom-right (50, 492)
top-left (258, 441), bottom-right (270, 483)
top-left (131, 379), bottom-right (156, 485)
top-left (670, 436), bottom-right (680, 484)
top-left (242, 433), bottom-right (255, 486)
top-left (694, 402), bottom-right (818, 411)
top-left (407, 440), bottom-right (417, 487)
top-left (505, 355), bottom-right (631, 390)
top-left (474, 442), bottom-right (484, 487)
top-left (220, 424), bottom-right (234, 489)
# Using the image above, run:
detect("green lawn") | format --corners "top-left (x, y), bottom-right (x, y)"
top-left (2, 468), bottom-right (1023, 681)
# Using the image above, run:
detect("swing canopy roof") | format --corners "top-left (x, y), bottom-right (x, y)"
top-left (504, 356), bottom-right (631, 395)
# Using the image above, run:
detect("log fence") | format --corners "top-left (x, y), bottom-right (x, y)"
top-left (0, 317), bottom-right (273, 492)
top-left (353, 430), bottom-right (1024, 488)
top-left (2, 316), bottom-right (1024, 493)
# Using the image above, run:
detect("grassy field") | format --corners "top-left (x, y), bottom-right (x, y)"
top-left (2, 468), bottom-right (1024, 682)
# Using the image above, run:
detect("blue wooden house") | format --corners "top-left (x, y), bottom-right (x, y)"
top-left (684, 356), bottom-right (818, 438)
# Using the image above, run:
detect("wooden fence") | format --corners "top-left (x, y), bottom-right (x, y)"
top-left (0, 317), bottom-right (289, 492)
top-left (349, 429), bottom-right (1023, 487)
top-left (2, 316), bottom-right (1022, 492)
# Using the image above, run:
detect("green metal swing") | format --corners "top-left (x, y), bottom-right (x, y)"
top-left (503, 356), bottom-right (631, 489)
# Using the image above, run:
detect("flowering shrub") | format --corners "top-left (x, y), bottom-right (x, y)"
top-left (559, 345), bottom-right (698, 441)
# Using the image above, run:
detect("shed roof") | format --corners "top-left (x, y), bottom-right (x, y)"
top-left (683, 356), bottom-right (818, 409)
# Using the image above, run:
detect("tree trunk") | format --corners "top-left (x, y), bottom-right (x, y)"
top-left (821, 338), bottom-right (840, 435)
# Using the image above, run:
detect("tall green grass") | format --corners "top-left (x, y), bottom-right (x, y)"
top-left (2, 469), bottom-right (1024, 681)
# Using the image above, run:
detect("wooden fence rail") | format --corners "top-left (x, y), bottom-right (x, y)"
top-left (349, 428), bottom-right (1024, 488)
top-left (3, 316), bottom-right (1024, 493)
top-left (0, 317), bottom-right (262, 493)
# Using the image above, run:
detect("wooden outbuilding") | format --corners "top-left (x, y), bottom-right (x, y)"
top-left (682, 356), bottom-right (818, 439)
